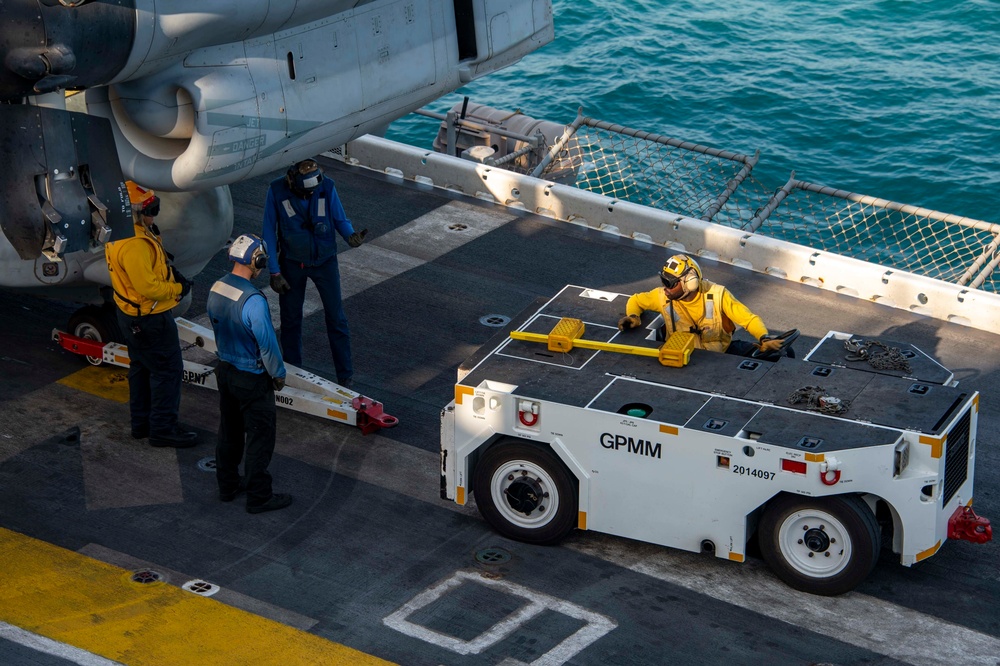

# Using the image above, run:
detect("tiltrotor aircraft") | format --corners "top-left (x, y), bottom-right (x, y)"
top-left (0, 0), bottom-right (553, 337)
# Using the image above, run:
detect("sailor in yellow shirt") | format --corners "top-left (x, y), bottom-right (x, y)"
top-left (618, 254), bottom-right (785, 358)
top-left (105, 182), bottom-right (197, 448)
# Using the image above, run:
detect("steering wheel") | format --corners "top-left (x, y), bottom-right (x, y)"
top-left (751, 328), bottom-right (800, 360)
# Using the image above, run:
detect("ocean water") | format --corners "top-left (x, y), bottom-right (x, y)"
top-left (387, 0), bottom-right (999, 223)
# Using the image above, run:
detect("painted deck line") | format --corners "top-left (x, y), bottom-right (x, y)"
top-left (0, 528), bottom-right (393, 666)
top-left (77, 544), bottom-right (319, 632)
top-left (0, 621), bottom-right (122, 666)
top-left (568, 534), bottom-right (1000, 666)
top-left (259, 199), bottom-right (517, 323)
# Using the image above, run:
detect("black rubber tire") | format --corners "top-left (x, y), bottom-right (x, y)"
top-left (68, 304), bottom-right (124, 366)
top-left (758, 493), bottom-right (880, 596)
top-left (473, 440), bottom-right (578, 546)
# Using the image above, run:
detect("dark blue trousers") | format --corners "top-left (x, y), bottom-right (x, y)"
top-left (278, 256), bottom-right (353, 383)
top-left (117, 310), bottom-right (183, 435)
top-left (215, 362), bottom-right (277, 506)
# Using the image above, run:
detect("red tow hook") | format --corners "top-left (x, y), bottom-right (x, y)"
top-left (948, 505), bottom-right (992, 544)
top-left (352, 396), bottom-right (399, 435)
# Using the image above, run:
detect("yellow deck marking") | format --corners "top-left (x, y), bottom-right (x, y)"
top-left (56, 366), bottom-right (130, 404)
top-left (0, 528), bottom-right (393, 666)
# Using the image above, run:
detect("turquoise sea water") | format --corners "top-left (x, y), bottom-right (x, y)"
top-left (388, 0), bottom-right (999, 223)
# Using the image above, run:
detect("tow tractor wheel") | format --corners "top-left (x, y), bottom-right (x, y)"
top-left (68, 305), bottom-right (123, 366)
top-left (474, 440), bottom-right (577, 546)
top-left (758, 493), bottom-right (880, 596)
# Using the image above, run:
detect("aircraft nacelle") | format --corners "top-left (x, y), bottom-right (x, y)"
top-left (73, 0), bottom-right (553, 190)
top-left (0, 0), bottom-right (553, 299)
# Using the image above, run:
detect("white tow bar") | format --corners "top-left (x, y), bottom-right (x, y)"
top-left (52, 317), bottom-right (398, 435)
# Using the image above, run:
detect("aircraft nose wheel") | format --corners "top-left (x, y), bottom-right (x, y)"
top-left (67, 304), bottom-right (123, 366)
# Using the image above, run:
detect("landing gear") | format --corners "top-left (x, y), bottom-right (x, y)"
top-left (474, 440), bottom-right (577, 546)
top-left (67, 304), bottom-right (123, 366)
top-left (758, 493), bottom-right (880, 596)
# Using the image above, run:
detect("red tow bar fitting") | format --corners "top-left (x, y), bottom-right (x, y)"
top-left (948, 505), bottom-right (992, 544)
top-left (53, 330), bottom-right (106, 358)
top-left (352, 396), bottom-right (399, 435)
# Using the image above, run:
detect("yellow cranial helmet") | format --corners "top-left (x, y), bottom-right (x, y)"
top-left (125, 180), bottom-right (159, 216)
top-left (660, 254), bottom-right (702, 297)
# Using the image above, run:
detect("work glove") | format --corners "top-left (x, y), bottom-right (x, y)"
top-left (617, 314), bottom-right (641, 331)
top-left (758, 336), bottom-right (784, 353)
top-left (270, 273), bottom-right (291, 295)
top-left (174, 271), bottom-right (192, 299)
top-left (272, 376), bottom-right (286, 391)
top-left (347, 229), bottom-right (368, 248)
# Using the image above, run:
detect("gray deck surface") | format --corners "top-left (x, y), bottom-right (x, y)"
top-left (1, 157), bottom-right (998, 665)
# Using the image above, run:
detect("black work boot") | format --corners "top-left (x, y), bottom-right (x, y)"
top-left (246, 493), bottom-right (293, 514)
top-left (219, 478), bottom-right (246, 502)
top-left (150, 427), bottom-right (198, 448)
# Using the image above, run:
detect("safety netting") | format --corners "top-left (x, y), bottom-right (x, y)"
top-left (533, 117), bottom-right (999, 293)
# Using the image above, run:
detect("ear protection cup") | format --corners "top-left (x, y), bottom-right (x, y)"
top-left (681, 270), bottom-right (700, 296)
top-left (229, 233), bottom-right (269, 269)
top-left (660, 254), bottom-right (703, 297)
top-left (252, 249), bottom-right (268, 270)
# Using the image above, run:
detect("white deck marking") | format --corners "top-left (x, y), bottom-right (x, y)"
top-left (0, 621), bottom-right (123, 666)
top-left (260, 200), bottom-right (516, 324)
top-left (568, 534), bottom-right (1000, 666)
top-left (383, 569), bottom-right (616, 665)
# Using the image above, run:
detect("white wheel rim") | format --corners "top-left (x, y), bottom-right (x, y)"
top-left (74, 322), bottom-right (104, 366)
top-left (490, 459), bottom-right (560, 529)
top-left (777, 508), bottom-right (853, 578)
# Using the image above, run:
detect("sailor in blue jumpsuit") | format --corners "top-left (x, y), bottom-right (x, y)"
top-left (207, 234), bottom-right (292, 514)
top-left (261, 159), bottom-right (365, 387)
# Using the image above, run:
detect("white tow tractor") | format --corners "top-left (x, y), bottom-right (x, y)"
top-left (440, 285), bottom-right (992, 595)
top-left (53, 317), bottom-right (398, 435)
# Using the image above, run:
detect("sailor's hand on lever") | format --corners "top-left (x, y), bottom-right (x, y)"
top-left (618, 314), bottom-right (641, 331)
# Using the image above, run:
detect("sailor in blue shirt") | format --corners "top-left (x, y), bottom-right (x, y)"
top-left (207, 234), bottom-right (292, 514)
top-left (261, 159), bottom-right (366, 388)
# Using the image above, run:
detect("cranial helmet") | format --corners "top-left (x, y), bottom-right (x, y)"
top-left (286, 159), bottom-right (323, 196)
top-left (126, 180), bottom-right (160, 217)
top-left (660, 254), bottom-right (702, 298)
top-left (229, 233), bottom-right (269, 270)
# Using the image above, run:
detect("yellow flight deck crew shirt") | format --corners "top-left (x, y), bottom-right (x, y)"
top-left (105, 223), bottom-right (183, 317)
top-left (624, 280), bottom-right (768, 352)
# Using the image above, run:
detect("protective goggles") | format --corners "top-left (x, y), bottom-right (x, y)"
top-left (660, 270), bottom-right (681, 288)
top-left (141, 196), bottom-right (161, 217)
